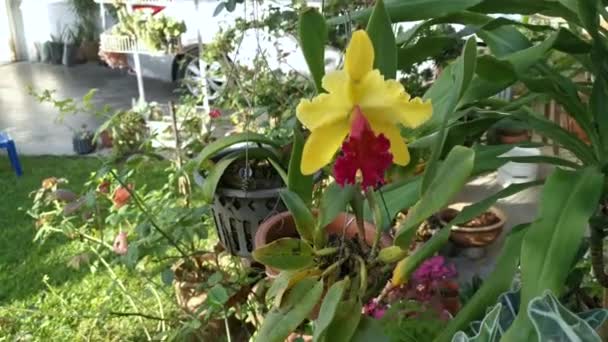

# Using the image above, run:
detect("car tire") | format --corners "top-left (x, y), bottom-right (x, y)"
top-left (177, 47), bottom-right (229, 102)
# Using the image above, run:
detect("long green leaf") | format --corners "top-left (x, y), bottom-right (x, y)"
top-left (366, 0), bottom-right (397, 79)
top-left (200, 148), bottom-right (281, 203)
top-left (322, 299), bottom-right (363, 342)
top-left (280, 190), bottom-right (315, 243)
top-left (434, 225), bottom-right (528, 342)
top-left (256, 278), bottom-right (324, 342)
top-left (318, 183), bottom-right (356, 229)
top-left (314, 278), bottom-right (349, 341)
top-left (252, 238), bottom-right (315, 271)
top-left (452, 181), bottom-right (543, 225)
top-left (503, 167), bottom-right (603, 341)
top-left (328, 0), bottom-right (484, 25)
top-left (193, 132), bottom-right (279, 170)
top-left (395, 146), bottom-right (475, 248)
top-left (299, 8), bottom-right (327, 92)
top-left (422, 37), bottom-right (477, 191)
top-left (510, 108), bottom-right (595, 164)
top-left (288, 128), bottom-right (314, 205)
top-left (398, 36), bottom-right (460, 70)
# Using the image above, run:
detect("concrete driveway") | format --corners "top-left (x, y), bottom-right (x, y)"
top-left (0, 62), bottom-right (177, 155)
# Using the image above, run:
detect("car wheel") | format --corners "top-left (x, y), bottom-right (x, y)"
top-left (179, 51), bottom-right (228, 102)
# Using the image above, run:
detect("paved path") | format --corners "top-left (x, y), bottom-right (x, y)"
top-left (0, 62), bottom-right (176, 155)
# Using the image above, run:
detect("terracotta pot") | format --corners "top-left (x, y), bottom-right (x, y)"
top-left (497, 130), bottom-right (530, 144)
top-left (254, 211), bottom-right (392, 276)
top-left (439, 202), bottom-right (506, 248)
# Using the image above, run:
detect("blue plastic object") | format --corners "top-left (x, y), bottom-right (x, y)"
top-left (0, 132), bottom-right (23, 176)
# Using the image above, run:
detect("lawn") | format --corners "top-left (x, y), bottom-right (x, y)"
top-left (0, 156), bottom-right (184, 340)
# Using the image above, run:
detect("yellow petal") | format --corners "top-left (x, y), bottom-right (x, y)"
top-left (345, 30), bottom-right (374, 82)
top-left (322, 70), bottom-right (349, 95)
top-left (368, 119), bottom-right (410, 166)
top-left (296, 92), bottom-right (351, 131)
top-left (356, 71), bottom-right (432, 129)
top-left (301, 120), bottom-right (350, 175)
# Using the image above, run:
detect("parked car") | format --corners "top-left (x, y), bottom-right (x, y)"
top-left (125, 0), bottom-right (342, 99)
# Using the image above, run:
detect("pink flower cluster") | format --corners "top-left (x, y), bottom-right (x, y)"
top-left (363, 299), bottom-right (387, 319)
top-left (412, 256), bottom-right (457, 284)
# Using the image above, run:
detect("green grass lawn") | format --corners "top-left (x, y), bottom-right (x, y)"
top-left (0, 156), bottom-right (182, 341)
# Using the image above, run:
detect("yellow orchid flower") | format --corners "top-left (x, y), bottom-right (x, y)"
top-left (296, 30), bottom-right (433, 175)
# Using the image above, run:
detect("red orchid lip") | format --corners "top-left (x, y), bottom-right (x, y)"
top-left (334, 108), bottom-right (393, 190)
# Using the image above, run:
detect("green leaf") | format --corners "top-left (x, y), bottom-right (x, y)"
top-left (256, 278), bottom-right (324, 342)
top-left (314, 278), bottom-right (349, 341)
top-left (434, 225), bottom-right (528, 342)
top-left (395, 146), bottom-right (474, 248)
top-left (451, 181), bottom-right (543, 225)
top-left (528, 291), bottom-right (606, 342)
top-left (267, 269), bottom-right (321, 307)
top-left (509, 109), bottom-right (595, 164)
top-left (475, 55), bottom-right (516, 83)
top-left (366, 0), bottom-right (397, 79)
top-left (299, 8), bottom-right (327, 92)
top-left (193, 132), bottom-right (279, 169)
top-left (207, 284), bottom-right (230, 306)
top-left (288, 128), bottom-right (314, 205)
top-left (421, 37), bottom-right (477, 187)
top-left (591, 77), bottom-right (608, 154)
top-left (280, 190), bottom-right (315, 243)
top-left (351, 316), bottom-right (390, 342)
top-left (398, 36), bottom-right (459, 70)
top-left (452, 303), bottom-right (503, 342)
top-left (477, 25), bottom-right (531, 57)
top-left (392, 226), bottom-right (450, 284)
top-left (503, 167), bottom-right (603, 341)
top-left (199, 148), bottom-right (280, 203)
top-left (366, 177), bottom-right (422, 226)
top-left (252, 238), bottom-right (314, 271)
top-left (318, 183), bottom-right (356, 229)
top-left (328, 0), bottom-right (484, 25)
top-left (322, 299), bottom-right (363, 342)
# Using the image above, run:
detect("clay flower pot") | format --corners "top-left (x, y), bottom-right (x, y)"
top-left (439, 202), bottom-right (506, 248)
top-left (254, 211), bottom-right (392, 276)
top-left (497, 130), bottom-right (530, 144)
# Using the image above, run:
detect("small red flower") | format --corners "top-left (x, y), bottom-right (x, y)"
top-left (113, 231), bottom-right (128, 255)
top-left (209, 108), bottom-right (221, 119)
top-left (113, 184), bottom-right (133, 208)
top-left (333, 108), bottom-right (393, 189)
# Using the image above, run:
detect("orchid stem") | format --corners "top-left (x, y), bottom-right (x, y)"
top-left (366, 189), bottom-right (383, 259)
top-left (351, 191), bottom-right (369, 253)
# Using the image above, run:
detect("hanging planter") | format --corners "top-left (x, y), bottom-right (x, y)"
top-left (210, 157), bottom-right (286, 258)
top-left (194, 133), bottom-right (289, 258)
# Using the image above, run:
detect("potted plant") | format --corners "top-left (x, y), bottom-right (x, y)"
top-left (491, 118), bottom-right (531, 145)
top-left (72, 125), bottom-right (96, 155)
top-left (48, 33), bottom-right (65, 65)
top-left (62, 28), bottom-right (83, 67)
top-left (249, 8), bottom-right (438, 337)
top-left (69, 0), bottom-right (100, 62)
top-left (193, 132), bottom-right (288, 258)
top-left (437, 202), bottom-right (506, 249)
top-left (40, 41), bottom-right (52, 63)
